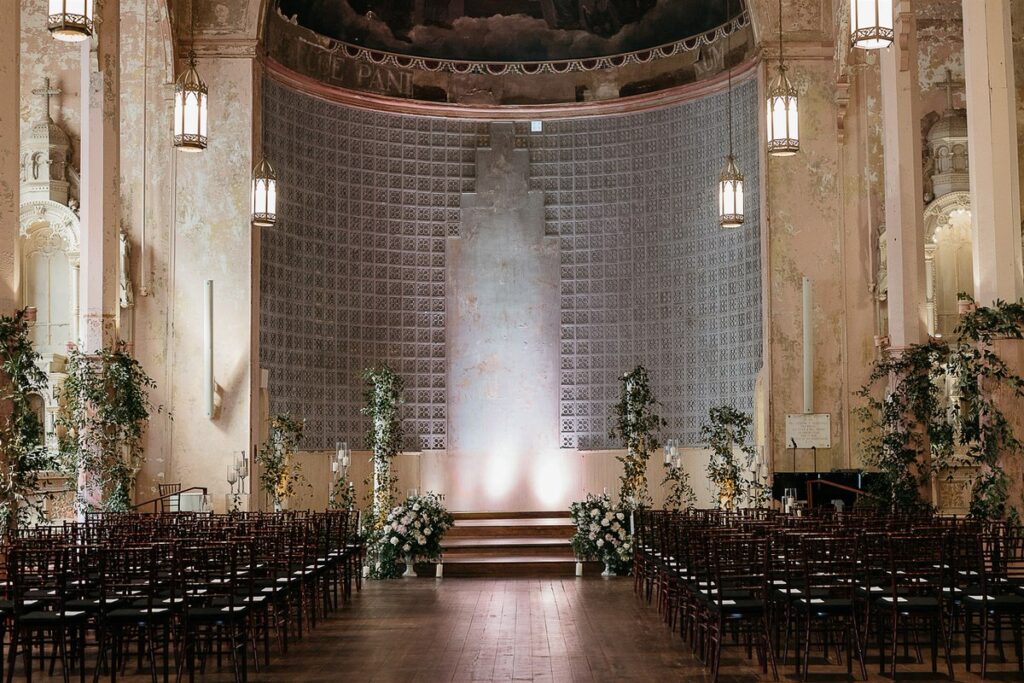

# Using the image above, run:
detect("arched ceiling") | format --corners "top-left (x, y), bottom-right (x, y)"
top-left (169, 0), bottom-right (834, 55)
top-left (271, 0), bottom-right (738, 61)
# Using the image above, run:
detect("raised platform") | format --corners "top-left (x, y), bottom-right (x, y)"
top-left (418, 511), bottom-right (602, 578)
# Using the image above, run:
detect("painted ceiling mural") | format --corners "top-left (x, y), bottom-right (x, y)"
top-left (273, 0), bottom-right (741, 61)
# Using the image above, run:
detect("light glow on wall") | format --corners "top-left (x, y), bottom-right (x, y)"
top-left (484, 444), bottom-right (518, 501)
top-left (532, 452), bottom-right (570, 508)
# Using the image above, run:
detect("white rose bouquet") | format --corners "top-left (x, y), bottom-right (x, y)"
top-left (366, 491), bottom-right (454, 578)
top-left (569, 492), bottom-right (633, 575)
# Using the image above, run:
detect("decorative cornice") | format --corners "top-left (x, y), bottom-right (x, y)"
top-left (179, 36), bottom-right (259, 59)
top-left (269, 12), bottom-right (750, 78)
top-left (263, 54), bottom-right (761, 120)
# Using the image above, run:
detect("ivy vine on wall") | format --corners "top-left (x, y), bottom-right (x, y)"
top-left (857, 297), bottom-right (1024, 519)
top-left (609, 366), bottom-right (666, 511)
top-left (0, 309), bottom-right (52, 533)
top-left (56, 341), bottom-right (162, 513)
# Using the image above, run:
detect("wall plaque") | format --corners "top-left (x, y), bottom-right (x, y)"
top-left (785, 413), bottom-right (832, 449)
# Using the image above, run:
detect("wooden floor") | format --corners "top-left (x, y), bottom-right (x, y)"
top-left (11, 578), bottom-right (1021, 681)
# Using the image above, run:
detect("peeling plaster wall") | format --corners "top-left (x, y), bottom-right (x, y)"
top-left (767, 58), bottom-right (851, 472)
top-left (155, 57), bottom-right (255, 508)
top-left (917, 0), bottom-right (964, 112)
top-left (121, 0), bottom-right (177, 504)
top-left (19, 0), bottom-right (82, 170)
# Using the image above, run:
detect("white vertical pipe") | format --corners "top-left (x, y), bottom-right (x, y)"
top-left (802, 277), bottom-right (813, 414)
top-left (204, 280), bottom-right (214, 419)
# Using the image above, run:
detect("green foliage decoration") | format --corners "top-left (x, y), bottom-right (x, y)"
top-left (856, 296), bottom-right (1024, 519)
top-left (361, 365), bottom-right (404, 527)
top-left (702, 406), bottom-right (759, 509)
top-left (0, 309), bottom-right (52, 533)
top-left (56, 341), bottom-right (161, 513)
top-left (609, 366), bottom-right (666, 511)
top-left (256, 413), bottom-right (307, 509)
top-left (660, 464), bottom-right (696, 511)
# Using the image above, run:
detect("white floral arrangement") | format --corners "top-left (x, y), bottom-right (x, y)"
top-left (569, 492), bottom-right (633, 575)
top-left (367, 491), bottom-right (454, 578)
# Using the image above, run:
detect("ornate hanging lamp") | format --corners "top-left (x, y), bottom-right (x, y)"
top-left (47, 0), bottom-right (94, 42)
top-left (251, 157), bottom-right (277, 227)
top-left (173, 4), bottom-right (208, 151)
top-left (173, 50), bottom-right (207, 151)
top-left (850, 0), bottom-right (894, 50)
top-left (766, 0), bottom-right (799, 156)
top-left (718, 0), bottom-right (744, 229)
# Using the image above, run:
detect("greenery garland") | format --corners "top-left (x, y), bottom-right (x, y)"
top-left (57, 341), bottom-right (160, 513)
top-left (361, 365), bottom-right (404, 527)
top-left (609, 366), bottom-right (666, 511)
top-left (329, 478), bottom-right (357, 512)
top-left (702, 405), bottom-right (760, 509)
top-left (661, 464), bottom-right (696, 510)
top-left (857, 297), bottom-right (1024, 519)
top-left (0, 309), bottom-right (51, 534)
top-left (256, 413), bottom-right (307, 509)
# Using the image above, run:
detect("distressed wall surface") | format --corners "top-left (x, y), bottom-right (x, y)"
top-left (445, 122), bottom-right (561, 510)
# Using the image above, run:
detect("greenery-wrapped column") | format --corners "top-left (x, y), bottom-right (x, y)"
top-left (362, 366), bottom-right (404, 527)
top-left (58, 342), bottom-right (159, 515)
top-left (610, 366), bottom-right (665, 511)
top-left (702, 406), bottom-right (761, 510)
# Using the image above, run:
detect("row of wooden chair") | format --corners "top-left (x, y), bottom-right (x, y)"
top-left (634, 508), bottom-right (1024, 681)
top-left (0, 510), bottom-right (364, 683)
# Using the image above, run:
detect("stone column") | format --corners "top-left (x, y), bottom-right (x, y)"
top-left (962, 0), bottom-right (1024, 304)
top-left (77, 0), bottom-right (120, 514)
top-left (0, 1), bottom-right (19, 315)
top-left (880, 0), bottom-right (927, 349)
top-left (79, 0), bottom-right (120, 351)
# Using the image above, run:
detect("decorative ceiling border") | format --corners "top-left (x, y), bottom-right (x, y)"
top-left (267, 11), bottom-right (750, 77)
top-left (262, 52), bottom-right (760, 120)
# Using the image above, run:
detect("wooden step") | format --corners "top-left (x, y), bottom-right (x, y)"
top-left (451, 510), bottom-right (571, 521)
top-left (442, 537), bottom-right (571, 558)
top-left (446, 518), bottom-right (575, 540)
top-left (415, 556), bottom-right (601, 578)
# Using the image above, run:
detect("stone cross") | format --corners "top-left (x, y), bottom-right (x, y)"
top-left (937, 68), bottom-right (964, 111)
top-left (32, 77), bottom-right (62, 120)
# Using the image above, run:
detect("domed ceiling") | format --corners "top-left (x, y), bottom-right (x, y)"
top-left (273, 0), bottom-right (741, 61)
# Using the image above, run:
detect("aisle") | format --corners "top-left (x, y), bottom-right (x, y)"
top-left (285, 578), bottom-right (713, 682)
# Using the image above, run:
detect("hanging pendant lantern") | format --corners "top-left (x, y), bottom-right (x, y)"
top-left (718, 0), bottom-right (743, 229)
top-left (47, 0), bottom-right (94, 42)
top-left (173, 51), bottom-right (208, 152)
top-left (767, 0), bottom-right (798, 156)
top-left (251, 157), bottom-right (277, 227)
top-left (766, 65), bottom-right (799, 156)
top-left (718, 154), bottom-right (744, 229)
top-left (850, 0), bottom-right (894, 50)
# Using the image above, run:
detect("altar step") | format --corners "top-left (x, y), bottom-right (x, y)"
top-left (420, 511), bottom-right (602, 578)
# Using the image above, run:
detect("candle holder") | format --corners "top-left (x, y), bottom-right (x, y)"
top-left (330, 441), bottom-right (355, 510)
top-left (227, 450), bottom-right (249, 512)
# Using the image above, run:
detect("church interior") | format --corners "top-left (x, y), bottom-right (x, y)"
top-left (3, 0), bottom-right (1024, 680)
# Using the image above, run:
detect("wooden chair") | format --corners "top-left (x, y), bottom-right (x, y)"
top-left (157, 484), bottom-right (181, 513)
